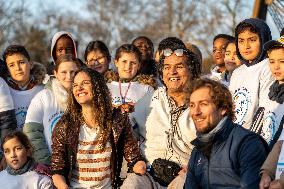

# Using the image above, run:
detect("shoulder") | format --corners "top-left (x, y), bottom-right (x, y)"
top-left (104, 70), bottom-right (119, 83)
top-left (32, 88), bottom-right (52, 101)
top-left (135, 74), bottom-right (157, 89)
top-left (231, 124), bottom-right (268, 150)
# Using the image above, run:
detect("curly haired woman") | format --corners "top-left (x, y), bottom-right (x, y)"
top-left (51, 67), bottom-right (146, 189)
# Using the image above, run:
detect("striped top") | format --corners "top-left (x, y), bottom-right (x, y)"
top-left (70, 124), bottom-right (112, 189)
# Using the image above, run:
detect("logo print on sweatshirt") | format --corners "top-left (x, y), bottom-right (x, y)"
top-left (261, 111), bottom-right (277, 144)
top-left (49, 111), bottom-right (64, 138)
top-left (233, 87), bottom-right (252, 125)
top-left (15, 106), bottom-right (28, 129)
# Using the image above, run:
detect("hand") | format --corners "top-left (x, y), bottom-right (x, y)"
top-left (52, 174), bottom-right (69, 189)
top-left (259, 172), bottom-right (272, 189)
top-left (269, 180), bottom-right (282, 189)
top-left (133, 160), bottom-right (146, 175)
top-left (178, 165), bottom-right (187, 175)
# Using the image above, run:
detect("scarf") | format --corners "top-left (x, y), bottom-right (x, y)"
top-left (6, 76), bottom-right (36, 91)
top-left (195, 117), bottom-right (228, 157)
top-left (6, 157), bottom-right (35, 175)
top-left (268, 81), bottom-right (284, 104)
top-left (165, 95), bottom-right (189, 161)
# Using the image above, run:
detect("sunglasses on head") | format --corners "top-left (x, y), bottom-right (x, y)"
top-left (163, 48), bottom-right (186, 57)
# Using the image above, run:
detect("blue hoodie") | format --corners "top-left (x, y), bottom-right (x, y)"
top-left (235, 18), bottom-right (272, 66)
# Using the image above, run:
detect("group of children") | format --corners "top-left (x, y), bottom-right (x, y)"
top-left (0, 17), bottom-right (283, 189)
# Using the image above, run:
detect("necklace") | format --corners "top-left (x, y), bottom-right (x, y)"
top-left (119, 81), bottom-right (131, 104)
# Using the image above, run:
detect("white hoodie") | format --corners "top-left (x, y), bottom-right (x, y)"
top-left (50, 31), bottom-right (77, 62)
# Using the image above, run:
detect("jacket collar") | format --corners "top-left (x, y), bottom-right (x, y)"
top-left (191, 118), bottom-right (234, 147)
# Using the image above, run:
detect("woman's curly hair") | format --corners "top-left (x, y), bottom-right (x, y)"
top-left (64, 67), bottom-right (113, 148)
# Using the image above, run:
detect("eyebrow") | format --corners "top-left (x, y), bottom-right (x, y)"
top-left (74, 80), bottom-right (91, 84)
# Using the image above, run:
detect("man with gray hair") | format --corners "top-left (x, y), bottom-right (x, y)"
top-left (121, 39), bottom-right (201, 189)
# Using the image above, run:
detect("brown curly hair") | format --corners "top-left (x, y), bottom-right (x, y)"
top-left (64, 67), bottom-right (113, 148)
top-left (188, 78), bottom-right (235, 120)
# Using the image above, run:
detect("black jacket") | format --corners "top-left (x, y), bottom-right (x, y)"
top-left (184, 118), bottom-right (269, 189)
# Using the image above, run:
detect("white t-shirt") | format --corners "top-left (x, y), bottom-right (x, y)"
top-left (229, 58), bottom-right (274, 129)
top-left (9, 85), bottom-right (43, 129)
top-left (0, 77), bottom-right (14, 112)
top-left (0, 169), bottom-right (53, 189)
top-left (25, 88), bottom-right (64, 152)
top-left (107, 81), bottom-right (154, 106)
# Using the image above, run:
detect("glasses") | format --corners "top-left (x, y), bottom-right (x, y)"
top-left (163, 48), bottom-right (186, 57)
top-left (86, 56), bottom-right (106, 65)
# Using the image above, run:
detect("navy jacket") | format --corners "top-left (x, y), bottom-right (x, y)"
top-left (184, 119), bottom-right (269, 189)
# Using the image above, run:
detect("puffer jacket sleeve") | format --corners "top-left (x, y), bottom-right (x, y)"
top-left (51, 119), bottom-right (67, 176)
top-left (238, 134), bottom-right (268, 189)
top-left (23, 122), bottom-right (51, 165)
top-left (0, 109), bottom-right (17, 141)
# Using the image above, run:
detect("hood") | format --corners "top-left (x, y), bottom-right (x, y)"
top-left (50, 31), bottom-right (77, 63)
top-left (235, 18), bottom-right (272, 66)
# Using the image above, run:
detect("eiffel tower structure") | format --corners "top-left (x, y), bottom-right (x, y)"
top-left (253, 0), bottom-right (284, 32)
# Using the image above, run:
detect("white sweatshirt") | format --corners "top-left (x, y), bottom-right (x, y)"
top-left (258, 100), bottom-right (284, 145)
top-left (25, 87), bottom-right (64, 152)
top-left (229, 58), bottom-right (274, 129)
top-left (107, 81), bottom-right (154, 106)
top-left (131, 87), bottom-right (196, 166)
top-left (0, 169), bottom-right (53, 189)
top-left (9, 85), bottom-right (43, 129)
top-left (0, 78), bottom-right (14, 112)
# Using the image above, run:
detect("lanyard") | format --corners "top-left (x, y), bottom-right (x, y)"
top-left (119, 81), bottom-right (131, 104)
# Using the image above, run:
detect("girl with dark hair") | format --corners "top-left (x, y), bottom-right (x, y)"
top-left (0, 131), bottom-right (53, 188)
top-left (84, 40), bottom-right (119, 82)
top-left (51, 67), bottom-right (146, 189)
top-left (23, 54), bottom-right (81, 165)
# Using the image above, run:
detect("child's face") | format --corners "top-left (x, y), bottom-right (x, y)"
top-left (213, 38), bottom-right (227, 67)
top-left (6, 53), bottom-right (32, 86)
top-left (3, 137), bottom-right (30, 170)
top-left (238, 30), bottom-right (260, 63)
top-left (55, 36), bottom-right (75, 60)
top-left (86, 50), bottom-right (109, 74)
top-left (115, 52), bottom-right (140, 80)
top-left (54, 61), bottom-right (79, 90)
top-left (268, 48), bottom-right (284, 84)
top-left (224, 43), bottom-right (242, 72)
top-left (133, 38), bottom-right (152, 60)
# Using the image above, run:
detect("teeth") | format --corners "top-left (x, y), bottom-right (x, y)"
top-left (195, 118), bottom-right (204, 122)
top-left (78, 93), bottom-right (86, 97)
top-left (170, 78), bottom-right (179, 81)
